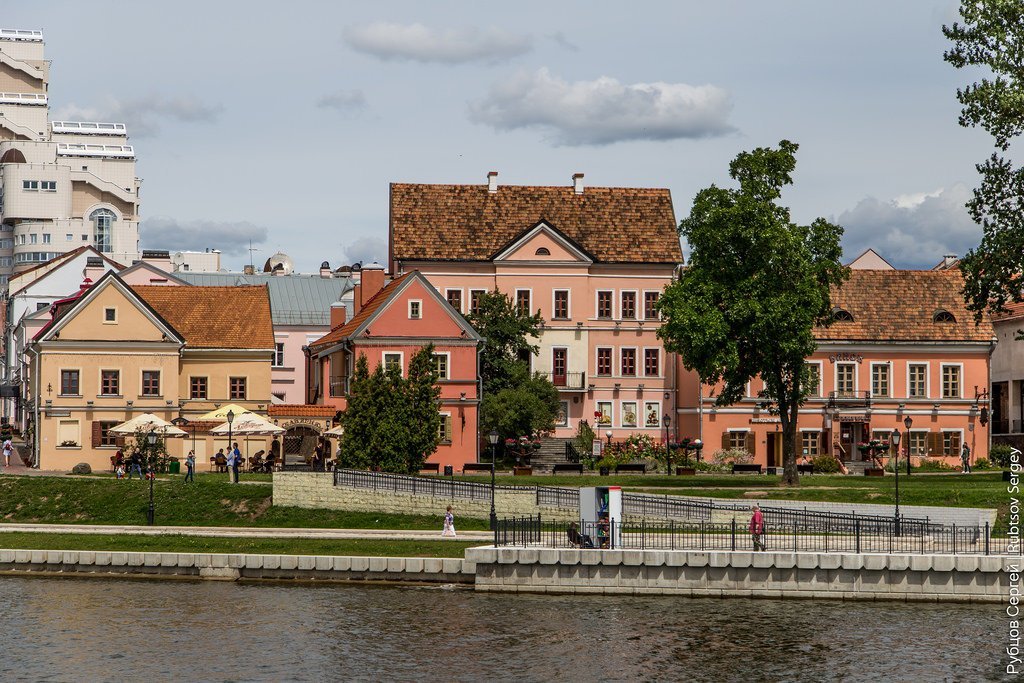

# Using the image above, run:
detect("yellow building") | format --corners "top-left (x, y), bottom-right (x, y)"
top-left (27, 272), bottom-right (274, 470)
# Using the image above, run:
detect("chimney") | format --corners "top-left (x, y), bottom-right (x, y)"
top-left (320, 261), bottom-right (332, 278)
top-left (359, 263), bottom-right (386, 309)
top-left (243, 264), bottom-right (255, 275)
top-left (330, 301), bottom-right (347, 328)
top-left (487, 171), bottom-right (498, 193)
top-left (943, 253), bottom-right (958, 268)
top-left (572, 172), bottom-right (584, 195)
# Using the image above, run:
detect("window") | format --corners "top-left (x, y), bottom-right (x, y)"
top-left (57, 419), bottom-right (79, 447)
top-left (871, 430), bottom-right (894, 455)
top-left (729, 431), bottom-right (749, 451)
top-left (22, 180), bottom-right (38, 191)
top-left (99, 420), bottom-right (119, 448)
top-left (515, 290), bottom-right (531, 315)
top-left (0, 257), bottom-right (10, 268)
top-left (596, 401), bottom-right (612, 426)
top-left (438, 414), bottom-right (452, 442)
top-left (383, 353), bottom-right (402, 374)
top-left (832, 308), bottom-right (854, 322)
top-left (272, 342), bottom-right (285, 367)
top-left (644, 402), bottom-right (661, 428)
top-left (230, 377), bottom-right (247, 400)
top-left (142, 370), bottom-right (160, 396)
top-left (42, 233), bottom-right (50, 244)
top-left (408, 300), bottom-right (421, 319)
top-left (553, 290), bottom-right (569, 319)
top-left (908, 432), bottom-right (928, 457)
top-left (81, 234), bottom-right (88, 241)
top-left (0, 239), bottom-right (10, 249)
top-left (65, 234), bottom-right (73, 242)
top-left (190, 376), bottom-right (208, 400)
top-left (909, 364), bottom-right (928, 398)
top-left (621, 401), bottom-right (638, 428)
top-left (535, 247), bottom-right (551, 256)
top-left (597, 291), bottom-right (613, 319)
top-left (805, 363), bottom-right (821, 397)
top-left (104, 307), bottom-right (116, 323)
top-left (29, 234), bottom-right (37, 244)
top-left (942, 430), bottom-right (961, 456)
top-left (433, 353), bottom-right (449, 379)
top-left (90, 208), bottom-right (116, 253)
top-left (41, 181), bottom-right (56, 192)
top-left (596, 348), bottom-right (612, 376)
top-left (556, 401), bottom-right (569, 427)
top-left (644, 292), bottom-right (660, 320)
top-left (620, 291), bottom-right (636, 320)
top-left (644, 349), bottom-right (660, 377)
top-left (871, 364), bottom-right (889, 398)
top-left (469, 290), bottom-right (485, 315)
top-left (942, 365), bottom-right (961, 398)
top-left (801, 431), bottom-right (820, 457)
top-left (446, 289), bottom-right (462, 312)
top-left (620, 348), bottom-right (636, 376)
top-left (60, 369), bottom-right (80, 396)
top-left (934, 310), bottom-right (957, 323)
top-left (836, 363), bottom-right (856, 395)
top-left (100, 370), bottom-right (119, 396)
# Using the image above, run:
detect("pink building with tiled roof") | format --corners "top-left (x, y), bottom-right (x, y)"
top-left (390, 173), bottom-right (684, 444)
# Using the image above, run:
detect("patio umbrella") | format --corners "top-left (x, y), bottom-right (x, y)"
top-left (110, 413), bottom-right (187, 436)
top-left (323, 425), bottom-right (344, 437)
top-left (210, 412), bottom-right (284, 436)
top-left (197, 404), bottom-right (250, 421)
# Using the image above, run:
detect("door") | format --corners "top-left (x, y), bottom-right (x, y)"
top-left (552, 349), bottom-right (567, 387)
top-left (839, 423), bottom-right (862, 460)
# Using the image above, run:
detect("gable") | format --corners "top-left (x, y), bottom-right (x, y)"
top-left (50, 278), bottom-right (175, 343)
top-left (493, 222), bottom-right (593, 264)
top-left (364, 277), bottom-right (476, 339)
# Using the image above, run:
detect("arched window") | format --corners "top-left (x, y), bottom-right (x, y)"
top-left (832, 308), bottom-right (854, 322)
top-left (933, 310), bottom-right (957, 323)
top-left (535, 247), bottom-right (551, 256)
top-left (89, 208), bottom-right (116, 253)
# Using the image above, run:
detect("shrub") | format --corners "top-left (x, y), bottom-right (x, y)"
top-left (990, 444), bottom-right (1014, 469)
top-left (810, 454), bottom-right (840, 474)
top-left (915, 458), bottom-right (955, 472)
top-left (58, 440), bottom-right (79, 448)
top-left (711, 448), bottom-right (753, 465)
top-left (972, 458), bottom-right (993, 471)
top-left (696, 460), bottom-right (729, 473)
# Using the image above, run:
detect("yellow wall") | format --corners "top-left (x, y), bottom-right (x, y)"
top-left (57, 285), bottom-right (168, 342)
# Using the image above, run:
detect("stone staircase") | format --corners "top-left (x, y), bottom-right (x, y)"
top-left (530, 437), bottom-right (576, 473)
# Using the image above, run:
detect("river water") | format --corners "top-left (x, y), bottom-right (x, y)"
top-left (0, 576), bottom-right (1003, 681)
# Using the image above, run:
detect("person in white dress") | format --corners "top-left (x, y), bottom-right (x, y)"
top-left (442, 505), bottom-right (456, 537)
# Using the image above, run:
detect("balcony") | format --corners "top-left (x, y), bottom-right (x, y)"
top-left (0, 92), bottom-right (46, 106)
top-left (57, 143), bottom-right (134, 159)
top-left (826, 390), bottom-right (872, 410)
top-left (0, 29), bottom-right (43, 42)
top-left (51, 121), bottom-right (127, 136)
top-left (329, 378), bottom-right (347, 398)
top-left (537, 371), bottom-right (587, 391)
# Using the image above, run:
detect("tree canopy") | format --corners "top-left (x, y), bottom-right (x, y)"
top-left (657, 140), bottom-right (847, 485)
top-left (943, 1), bottom-right (1024, 319)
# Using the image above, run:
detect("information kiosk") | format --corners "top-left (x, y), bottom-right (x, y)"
top-left (580, 486), bottom-right (622, 549)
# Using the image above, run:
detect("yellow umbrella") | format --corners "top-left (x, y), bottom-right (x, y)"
top-left (197, 404), bottom-right (250, 420)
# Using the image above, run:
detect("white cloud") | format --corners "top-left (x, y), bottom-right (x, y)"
top-left (343, 22), bottom-right (531, 64)
top-left (316, 90), bottom-right (367, 114)
top-left (837, 184), bottom-right (980, 268)
top-left (141, 217), bottom-right (268, 256)
top-left (468, 68), bottom-right (735, 146)
top-left (53, 95), bottom-right (222, 138)
top-left (339, 236), bottom-right (387, 267)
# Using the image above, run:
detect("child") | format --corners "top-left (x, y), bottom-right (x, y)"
top-left (442, 505), bottom-right (456, 537)
top-left (115, 463), bottom-right (125, 479)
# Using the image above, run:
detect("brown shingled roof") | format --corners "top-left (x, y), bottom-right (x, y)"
top-left (132, 285), bottom-right (274, 350)
top-left (309, 274), bottom-right (410, 352)
top-left (815, 269), bottom-right (994, 343)
top-left (268, 404), bottom-right (337, 418)
top-left (390, 183), bottom-right (682, 264)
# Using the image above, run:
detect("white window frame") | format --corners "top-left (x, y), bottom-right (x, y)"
top-left (643, 400), bottom-right (662, 428)
top-left (619, 346), bottom-right (638, 377)
top-left (642, 290), bottom-right (662, 320)
top-left (140, 368), bottom-right (161, 397)
top-left (438, 412), bottom-right (452, 443)
top-left (41, 180), bottom-right (56, 192)
top-left (834, 362), bottom-right (858, 395)
top-left (595, 346), bottom-right (614, 377)
top-left (514, 288), bottom-right (532, 316)
top-left (940, 362), bottom-right (963, 399)
top-left (22, 180), bottom-right (37, 191)
top-left (805, 360), bottom-right (823, 397)
top-left (57, 419), bottom-right (81, 447)
top-left (408, 299), bottom-right (422, 320)
top-left (800, 428), bottom-right (822, 457)
top-left (65, 234), bottom-right (73, 242)
top-left (642, 347), bottom-right (661, 378)
top-left (103, 306), bottom-right (118, 324)
top-left (595, 289), bottom-right (614, 320)
top-left (556, 400), bottom-right (569, 428)
top-left (432, 351), bottom-right (450, 380)
top-left (596, 400), bottom-right (613, 427)
top-left (98, 368), bottom-right (121, 397)
top-left (907, 361), bottom-right (930, 399)
top-left (727, 428), bottom-right (749, 451)
top-left (229, 375), bottom-right (248, 401)
top-left (620, 401), bottom-right (638, 428)
top-left (619, 289), bottom-right (638, 320)
top-left (552, 289), bottom-right (571, 320)
top-left (941, 428), bottom-right (964, 456)
top-left (869, 361), bottom-right (890, 398)
top-left (273, 342), bottom-right (285, 368)
top-left (908, 429), bottom-right (930, 457)
top-left (469, 289), bottom-right (486, 315)
top-left (59, 367), bottom-right (82, 397)
top-left (382, 351), bottom-right (404, 376)
top-left (445, 288), bottom-right (464, 313)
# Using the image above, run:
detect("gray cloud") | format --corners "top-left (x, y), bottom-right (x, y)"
top-left (339, 236), bottom-right (387, 267)
top-left (836, 184), bottom-right (981, 268)
top-left (549, 32), bottom-right (579, 52)
top-left (343, 22), bottom-right (531, 64)
top-left (53, 95), bottom-right (223, 138)
top-left (468, 68), bottom-right (735, 146)
top-left (141, 217), bottom-right (268, 256)
top-left (316, 90), bottom-right (367, 114)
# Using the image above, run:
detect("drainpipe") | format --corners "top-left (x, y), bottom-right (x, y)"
top-left (27, 345), bottom-right (39, 468)
top-left (477, 337), bottom-right (484, 464)
top-left (989, 336), bottom-right (995, 457)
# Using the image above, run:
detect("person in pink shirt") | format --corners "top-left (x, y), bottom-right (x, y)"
top-left (749, 505), bottom-right (765, 551)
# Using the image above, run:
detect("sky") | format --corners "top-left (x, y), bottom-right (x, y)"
top-left (3, 0), bottom-right (995, 271)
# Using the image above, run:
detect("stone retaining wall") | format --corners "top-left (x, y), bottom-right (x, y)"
top-left (0, 548), bottom-right (475, 584)
top-left (467, 547), bottom-right (1014, 602)
top-left (273, 472), bottom-right (573, 521)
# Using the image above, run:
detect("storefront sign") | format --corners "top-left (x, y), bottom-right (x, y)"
top-left (837, 415), bottom-right (867, 422)
top-left (280, 419), bottom-right (326, 431)
top-left (828, 353), bottom-right (863, 364)
top-left (750, 417), bottom-right (781, 424)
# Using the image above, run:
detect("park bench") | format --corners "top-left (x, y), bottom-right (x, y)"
top-left (552, 463), bottom-right (583, 475)
top-left (615, 463), bottom-right (646, 474)
top-left (797, 464), bottom-right (814, 475)
top-left (419, 463), bottom-right (440, 473)
top-left (731, 464), bottom-right (763, 474)
top-left (462, 462), bottom-right (493, 474)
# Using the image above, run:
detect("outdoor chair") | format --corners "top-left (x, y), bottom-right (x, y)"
top-left (214, 454), bottom-right (227, 473)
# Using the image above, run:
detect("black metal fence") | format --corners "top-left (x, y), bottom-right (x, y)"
top-left (333, 468), bottom-right (523, 502)
top-left (494, 517), bottom-right (1020, 556)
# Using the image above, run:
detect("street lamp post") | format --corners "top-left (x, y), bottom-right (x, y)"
top-left (891, 428), bottom-right (901, 537)
top-left (904, 415), bottom-right (913, 477)
top-left (663, 414), bottom-right (672, 475)
top-left (693, 439), bottom-right (703, 463)
top-left (226, 409), bottom-right (235, 483)
top-left (605, 430), bottom-right (613, 451)
top-left (488, 429), bottom-right (499, 531)
top-left (146, 431), bottom-right (157, 526)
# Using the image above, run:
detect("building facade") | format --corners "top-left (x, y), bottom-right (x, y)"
top-left (991, 303), bottom-right (1024, 452)
top-left (389, 173), bottom-right (683, 441)
top-left (0, 29), bottom-right (141, 285)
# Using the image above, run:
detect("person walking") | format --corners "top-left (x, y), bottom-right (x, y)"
top-left (184, 450), bottom-right (195, 483)
top-left (225, 447), bottom-right (236, 483)
top-left (750, 505), bottom-right (765, 551)
top-left (128, 450), bottom-right (143, 480)
top-left (442, 505), bottom-right (456, 537)
top-left (1, 438), bottom-right (12, 467)
top-left (961, 443), bottom-right (971, 474)
top-left (231, 442), bottom-right (241, 483)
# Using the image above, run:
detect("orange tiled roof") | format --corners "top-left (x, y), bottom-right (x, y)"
top-left (816, 269), bottom-right (994, 342)
top-left (993, 301), bottom-right (1024, 322)
top-left (308, 274), bottom-right (410, 352)
top-left (132, 285), bottom-right (275, 350)
top-left (268, 404), bottom-right (337, 418)
top-left (390, 183), bottom-right (682, 264)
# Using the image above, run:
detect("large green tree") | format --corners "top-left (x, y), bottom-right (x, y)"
top-left (943, 2), bottom-right (1024, 319)
top-left (657, 140), bottom-right (848, 485)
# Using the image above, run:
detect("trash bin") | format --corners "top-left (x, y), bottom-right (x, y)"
top-left (168, 460), bottom-right (180, 474)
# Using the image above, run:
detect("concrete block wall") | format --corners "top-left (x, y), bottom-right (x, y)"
top-left (273, 472), bottom-right (574, 521)
top-left (466, 547), bottom-right (1014, 602)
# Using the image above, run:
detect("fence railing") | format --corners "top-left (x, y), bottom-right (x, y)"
top-left (494, 517), bottom-right (1020, 556)
top-left (333, 468), bottom-right (530, 502)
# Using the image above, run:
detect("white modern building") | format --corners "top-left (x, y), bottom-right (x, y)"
top-left (0, 28), bottom-right (141, 286)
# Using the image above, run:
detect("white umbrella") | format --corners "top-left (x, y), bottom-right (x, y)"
top-left (110, 413), bottom-right (187, 436)
top-left (323, 425), bottom-right (344, 437)
top-left (210, 411), bottom-right (284, 436)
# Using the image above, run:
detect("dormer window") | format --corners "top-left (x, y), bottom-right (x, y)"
top-left (933, 310), bottom-right (956, 323)
top-left (832, 308), bottom-right (854, 322)
top-left (535, 247), bottom-right (551, 256)
top-left (408, 300), bottom-right (422, 320)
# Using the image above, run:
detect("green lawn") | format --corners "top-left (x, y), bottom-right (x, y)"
top-left (0, 532), bottom-right (476, 557)
top-left (0, 473), bottom-right (489, 530)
